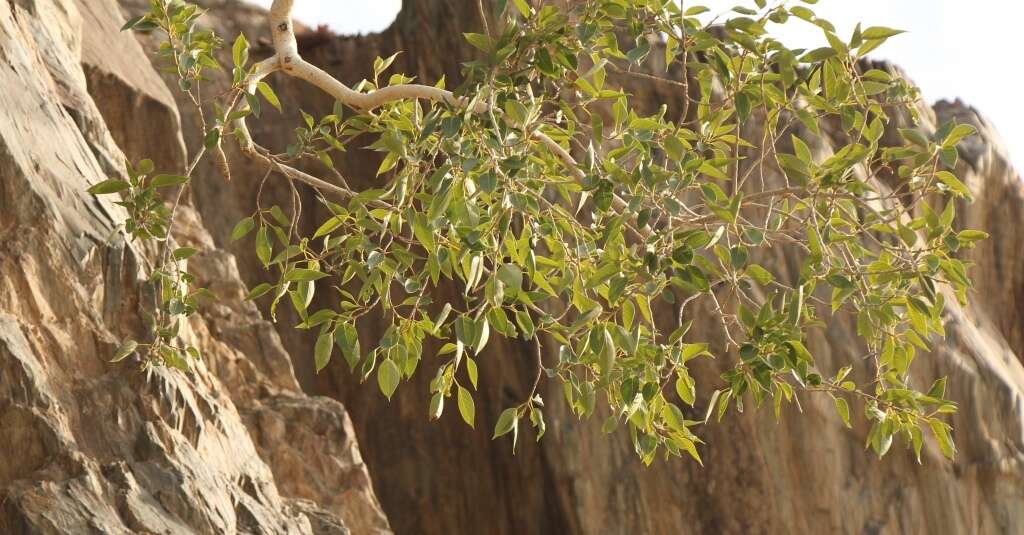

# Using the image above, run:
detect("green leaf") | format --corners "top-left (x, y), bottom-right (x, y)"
top-left (911, 426), bottom-right (924, 463)
top-left (826, 274), bottom-right (854, 290)
top-left (497, 263), bottom-right (524, 292)
top-left (255, 227), bottom-right (273, 267)
top-left (373, 52), bottom-right (400, 78)
top-left (957, 229), bottom-right (988, 243)
top-left (676, 436), bottom-right (703, 466)
top-left (511, 0), bottom-right (531, 17)
top-left (317, 151), bottom-right (334, 169)
top-left (298, 309), bottom-right (335, 329)
top-left (514, 310), bottom-right (535, 339)
top-left (598, 327), bottom-right (615, 376)
top-left (530, 408), bottom-right (546, 441)
top-left (504, 100), bottom-right (529, 125)
top-left (378, 359), bottom-right (401, 400)
top-left (110, 340), bottom-right (138, 362)
top-left (493, 407), bottom-right (518, 438)
top-left (943, 124), bottom-right (977, 148)
top-left (680, 343), bottom-right (709, 363)
top-left (411, 213), bottom-right (435, 250)
top-left (203, 128), bottom-right (221, 149)
top-left (935, 171), bottom-right (972, 198)
top-left (87, 179), bottom-right (130, 195)
top-left (455, 315), bottom-right (477, 348)
top-left (138, 160), bottom-right (155, 176)
top-left (472, 317), bottom-right (491, 354)
top-left (746, 264), bottom-right (774, 285)
top-left (432, 303), bottom-right (452, 335)
top-left (150, 174), bottom-right (189, 188)
top-left (664, 133), bottom-right (688, 162)
top-left (730, 246), bottom-right (749, 269)
top-left (833, 397), bottom-right (852, 428)
top-left (787, 340), bottom-right (813, 362)
top-left (232, 33), bottom-right (249, 68)
top-left (900, 128), bottom-right (930, 148)
top-left (861, 26), bottom-right (905, 40)
top-left (335, 323), bottom-right (361, 370)
top-left (269, 206), bottom-right (289, 226)
top-left (625, 39), bottom-right (651, 64)
top-left (800, 47), bottom-right (837, 62)
top-left (314, 216), bottom-right (344, 238)
top-left (314, 329), bottom-right (333, 373)
top-left (928, 419), bottom-right (956, 459)
top-left (246, 283), bottom-right (274, 300)
top-left (457, 386), bottom-right (475, 428)
top-left (376, 152), bottom-right (399, 176)
top-left (675, 371), bottom-right (695, 406)
top-left (172, 247), bottom-right (198, 260)
top-left (257, 81), bottom-right (282, 112)
top-left (231, 217), bottom-right (256, 241)
top-left (716, 390), bottom-right (732, 421)
top-left (466, 357), bottom-right (479, 389)
top-left (246, 92), bottom-right (261, 118)
top-left (699, 162), bottom-right (730, 181)
top-left (429, 392), bottom-right (444, 420)
top-left (940, 200), bottom-right (956, 229)
top-left (285, 268), bottom-right (329, 282)
top-left (927, 377), bottom-right (947, 399)
top-left (463, 32), bottom-right (491, 53)
top-left (791, 135), bottom-right (812, 164)
top-left (120, 15), bottom-right (145, 32)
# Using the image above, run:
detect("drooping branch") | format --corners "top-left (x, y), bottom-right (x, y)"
top-left (231, 56), bottom-right (361, 199)
top-left (268, 0), bottom-right (484, 112)
top-left (115, 0), bottom-right (970, 464)
top-left (235, 56), bottom-right (280, 150)
top-left (235, 0), bottom-right (607, 213)
top-left (240, 1), bottom-right (773, 238)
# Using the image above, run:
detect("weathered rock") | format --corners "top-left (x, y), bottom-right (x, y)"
top-left (132, 2), bottom-right (1024, 534)
top-left (241, 394), bottom-right (391, 535)
top-left (4, 0), bottom-right (1022, 533)
top-left (0, 0), bottom-right (389, 533)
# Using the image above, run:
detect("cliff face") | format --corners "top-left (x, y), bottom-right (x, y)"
top-left (1, 0), bottom-right (1022, 534)
top-left (0, 0), bottom-right (389, 533)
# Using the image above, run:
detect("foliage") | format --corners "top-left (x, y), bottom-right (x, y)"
top-left (95, 0), bottom-right (990, 464)
top-left (89, 159), bottom-right (207, 369)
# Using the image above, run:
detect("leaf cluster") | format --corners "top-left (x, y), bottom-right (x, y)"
top-left (103, 0), bottom-right (987, 464)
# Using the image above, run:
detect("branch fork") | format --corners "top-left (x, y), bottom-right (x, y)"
top-left (236, 1), bottom-right (651, 237)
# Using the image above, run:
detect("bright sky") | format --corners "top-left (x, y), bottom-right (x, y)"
top-left (249, 0), bottom-right (1023, 170)
top-left (249, 0), bottom-right (402, 34)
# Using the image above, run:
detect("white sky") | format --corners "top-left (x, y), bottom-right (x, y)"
top-left (249, 0), bottom-right (402, 34)
top-left (249, 0), bottom-right (1023, 170)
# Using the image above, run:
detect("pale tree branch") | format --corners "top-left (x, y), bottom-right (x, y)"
top-left (236, 1), bottom-right (626, 221)
top-left (248, 1), bottom-right (799, 240)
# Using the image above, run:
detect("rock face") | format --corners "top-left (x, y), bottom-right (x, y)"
top-left (2, 1), bottom-right (1023, 535)
top-left (0, 0), bottom-right (389, 533)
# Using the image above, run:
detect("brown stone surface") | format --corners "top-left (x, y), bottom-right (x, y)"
top-left (0, 0), bottom-right (390, 533)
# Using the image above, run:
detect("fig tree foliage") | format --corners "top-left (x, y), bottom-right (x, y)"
top-left (94, 0), bottom-right (985, 464)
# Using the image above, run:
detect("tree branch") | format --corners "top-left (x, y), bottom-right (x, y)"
top-left (245, 1), bottom-right (632, 224)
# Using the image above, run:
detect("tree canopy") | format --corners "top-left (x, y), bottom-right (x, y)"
top-left (96, 0), bottom-right (986, 464)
